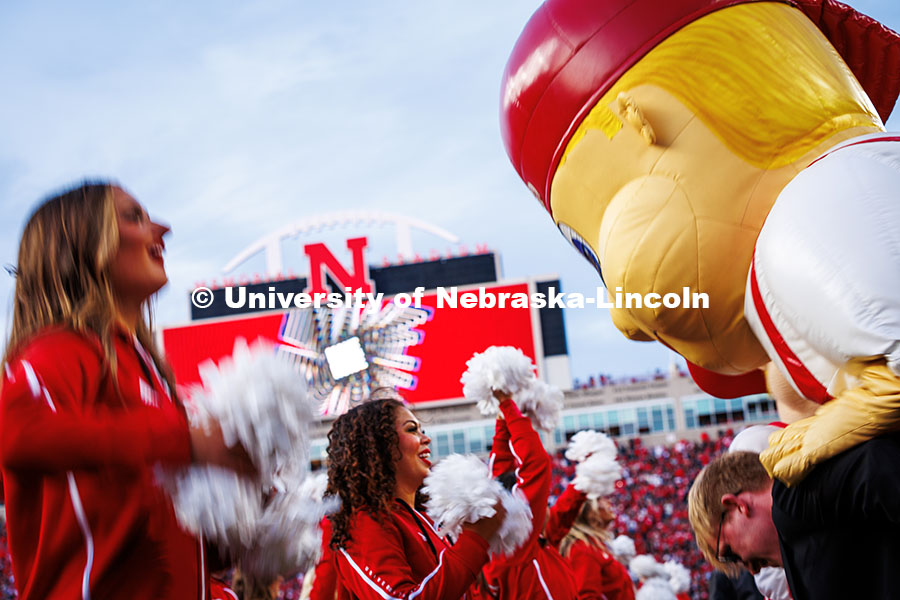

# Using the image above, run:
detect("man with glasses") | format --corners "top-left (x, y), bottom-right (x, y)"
top-left (688, 434), bottom-right (900, 600)
top-left (720, 426), bottom-right (790, 600)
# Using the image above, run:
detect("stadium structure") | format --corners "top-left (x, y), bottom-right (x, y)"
top-left (161, 212), bottom-right (779, 466)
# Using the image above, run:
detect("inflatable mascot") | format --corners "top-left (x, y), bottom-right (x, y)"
top-left (500, 0), bottom-right (900, 484)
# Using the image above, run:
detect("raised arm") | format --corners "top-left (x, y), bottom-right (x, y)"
top-left (489, 415), bottom-right (514, 478)
top-left (493, 394), bottom-right (551, 563)
top-left (545, 482), bottom-right (587, 548)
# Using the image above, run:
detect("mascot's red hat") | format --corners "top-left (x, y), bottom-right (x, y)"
top-left (500, 0), bottom-right (900, 213)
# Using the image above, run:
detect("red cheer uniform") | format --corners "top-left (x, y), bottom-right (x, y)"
top-left (483, 399), bottom-right (576, 600)
top-left (332, 498), bottom-right (489, 599)
top-left (309, 517), bottom-right (337, 600)
top-left (566, 541), bottom-right (634, 600)
top-left (0, 327), bottom-right (207, 599)
top-left (545, 483), bottom-right (587, 549)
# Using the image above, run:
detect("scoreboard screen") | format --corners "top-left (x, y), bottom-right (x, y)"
top-left (162, 281), bottom-right (541, 404)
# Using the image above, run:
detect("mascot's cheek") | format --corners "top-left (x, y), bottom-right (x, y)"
top-left (599, 175), bottom-right (768, 373)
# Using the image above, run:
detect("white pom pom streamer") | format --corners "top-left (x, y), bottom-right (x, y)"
top-left (494, 487), bottom-right (533, 557)
top-left (159, 340), bottom-right (329, 578)
top-left (630, 555), bottom-right (670, 580)
top-left (240, 472), bottom-right (340, 580)
top-left (423, 454), bottom-right (532, 557)
top-left (635, 577), bottom-right (677, 600)
top-left (161, 467), bottom-right (262, 547)
top-left (301, 471), bottom-right (331, 501)
top-left (564, 430), bottom-right (621, 497)
top-left (572, 452), bottom-right (623, 498)
top-left (663, 560), bottom-right (691, 595)
top-left (190, 339), bottom-right (316, 485)
top-left (461, 347), bottom-right (536, 416)
top-left (423, 455), bottom-right (497, 539)
top-left (515, 379), bottom-right (563, 432)
top-left (632, 555), bottom-right (678, 600)
top-left (610, 535), bottom-right (636, 562)
top-left (565, 430), bottom-right (618, 464)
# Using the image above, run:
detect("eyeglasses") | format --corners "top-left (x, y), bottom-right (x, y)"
top-left (715, 490), bottom-right (743, 565)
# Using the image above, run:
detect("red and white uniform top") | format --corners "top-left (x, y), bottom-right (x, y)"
top-left (210, 579), bottom-right (238, 600)
top-left (566, 540), bottom-right (634, 600)
top-left (544, 483), bottom-right (587, 549)
top-left (333, 498), bottom-right (489, 600)
top-left (0, 327), bottom-right (206, 600)
top-left (483, 399), bottom-right (577, 600)
top-left (309, 517), bottom-right (337, 600)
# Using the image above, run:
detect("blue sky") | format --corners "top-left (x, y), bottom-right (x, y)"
top-left (1, 0), bottom-right (898, 383)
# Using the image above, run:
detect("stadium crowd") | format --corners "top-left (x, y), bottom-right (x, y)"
top-left (552, 431), bottom-right (734, 600)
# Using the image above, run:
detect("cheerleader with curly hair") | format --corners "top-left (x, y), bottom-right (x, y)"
top-left (324, 395), bottom-right (505, 600)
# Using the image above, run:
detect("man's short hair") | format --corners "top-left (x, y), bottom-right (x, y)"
top-left (688, 451), bottom-right (771, 573)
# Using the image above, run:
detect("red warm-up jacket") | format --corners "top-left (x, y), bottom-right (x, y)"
top-left (309, 517), bottom-right (337, 600)
top-left (482, 399), bottom-right (576, 600)
top-left (333, 498), bottom-right (489, 599)
top-left (565, 541), bottom-right (635, 600)
top-left (0, 328), bottom-right (207, 599)
top-left (545, 484), bottom-right (587, 549)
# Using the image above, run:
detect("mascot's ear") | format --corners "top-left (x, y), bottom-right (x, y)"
top-left (615, 92), bottom-right (656, 146)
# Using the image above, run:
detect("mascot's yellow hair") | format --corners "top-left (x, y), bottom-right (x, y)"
top-left (561, 2), bottom-right (882, 170)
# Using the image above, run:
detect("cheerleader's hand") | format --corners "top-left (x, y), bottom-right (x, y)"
top-left (463, 499), bottom-right (506, 543)
top-left (493, 389), bottom-right (512, 418)
top-left (189, 418), bottom-right (257, 476)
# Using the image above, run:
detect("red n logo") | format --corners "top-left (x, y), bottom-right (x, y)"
top-left (304, 237), bottom-right (374, 295)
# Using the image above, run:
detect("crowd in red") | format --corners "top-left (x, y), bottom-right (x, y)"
top-left (0, 430), bottom-right (733, 600)
top-left (0, 521), bottom-right (13, 600)
top-left (550, 430), bottom-right (734, 600)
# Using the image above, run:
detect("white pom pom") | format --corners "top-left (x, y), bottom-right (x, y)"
top-left (423, 455), bottom-right (499, 539)
top-left (565, 430), bottom-right (617, 463)
top-left (632, 556), bottom-right (679, 600)
top-left (157, 466), bottom-right (262, 548)
top-left (572, 452), bottom-right (623, 498)
top-left (564, 430), bottom-right (621, 497)
top-left (160, 340), bottom-right (328, 578)
top-left (663, 560), bottom-right (691, 594)
top-left (630, 555), bottom-right (669, 580)
top-left (191, 339), bottom-right (316, 485)
top-left (423, 454), bottom-right (532, 557)
top-left (461, 347), bottom-right (536, 416)
top-left (300, 471), bottom-right (331, 501)
top-left (635, 577), bottom-right (677, 600)
top-left (515, 379), bottom-right (562, 432)
top-left (493, 487), bottom-right (532, 557)
top-left (239, 472), bottom-right (340, 579)
top-left (610, 535), bottom-right (636, 562)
